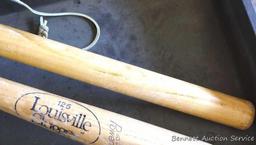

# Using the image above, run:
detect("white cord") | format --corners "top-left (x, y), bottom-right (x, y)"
top-left (10, 0), bottom-right (101, 50)
top-left (39, 16), bottom-right (49, 38)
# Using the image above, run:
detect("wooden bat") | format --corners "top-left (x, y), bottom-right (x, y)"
top-left (0, 77), bottom-right (210, 145)
top-left (0, 24), bottom-right (254, 130)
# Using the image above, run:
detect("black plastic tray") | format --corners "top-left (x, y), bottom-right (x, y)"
top-left (0, 0), bottom-right (255, 145)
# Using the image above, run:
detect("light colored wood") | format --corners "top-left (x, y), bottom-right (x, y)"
top-left (0, 24), bottom-right (254, 130)
top-left (0, 77), bottom-right (210, 145)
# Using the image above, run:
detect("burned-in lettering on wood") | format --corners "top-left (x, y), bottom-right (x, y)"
top-left (15, 92), bottom-right (101, 144)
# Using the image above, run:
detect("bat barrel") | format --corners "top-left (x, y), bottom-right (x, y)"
top-left (0, 24), bottom-right (254, 130)
top-left (0, 77), bottom-right (210, 145)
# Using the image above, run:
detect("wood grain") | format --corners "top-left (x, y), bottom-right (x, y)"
top-left (0, 24), bottom-right (254, 130)
top-left (0, 77), bottom-right (210, 145)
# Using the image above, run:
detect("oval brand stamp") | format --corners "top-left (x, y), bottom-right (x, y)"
top-left (14, 92), bottom-right (101, 144)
